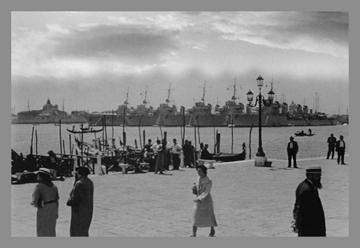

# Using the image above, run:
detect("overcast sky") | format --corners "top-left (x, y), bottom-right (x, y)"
top-left (11, 11), bottom-right (348, 114)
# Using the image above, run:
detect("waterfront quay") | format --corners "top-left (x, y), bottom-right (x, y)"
top-left (11, 157), bottom-right (348, 237)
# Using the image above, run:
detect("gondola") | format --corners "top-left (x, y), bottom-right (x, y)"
top-left (212, 152), bottom-right (246, 162)
top-left (66, 127), bottom-right (103, 134)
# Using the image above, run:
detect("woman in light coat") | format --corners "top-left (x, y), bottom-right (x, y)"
top-left (191, 165), bottom-right (217, 237)
top-left (31, 168), bottom-right (59, 237)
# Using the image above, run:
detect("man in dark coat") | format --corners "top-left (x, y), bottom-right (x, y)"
top-left (336, 135), bottom-right (346, 165)
top-left (67, 166), bottom-right (94, 236)
top-left (326, 134), bottom-right (337, 159)
top-left (287, 136), bottom-right (299, 168)
top-left (292, 166), bottom-right (326, 237)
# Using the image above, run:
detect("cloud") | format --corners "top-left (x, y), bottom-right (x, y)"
top-left (210, 11), bottom-right (348, 58)
top-left (49, 23), bottom-right (179, 62)
top-left (12, 16), bottom-right (182, 78)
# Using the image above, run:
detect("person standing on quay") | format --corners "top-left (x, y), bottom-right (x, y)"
top-left (31, 168), bottom-right (59, 237)
top-left (292, 166), bottom-right (326, 237)
top-left (336, 135), bottom-right (346, 165)
top-left (170, 138), bottom-right (182, 170)
top-left (191, 165), bottom-right (217, 237)
top-left (154, 139), bottom-right (165, 174)
top-left (326, 134), bottom-right (337, 159)
top-left (287, 136), bottom-right (299, 168)
top-left (66, 167), bottom-right (94, 237)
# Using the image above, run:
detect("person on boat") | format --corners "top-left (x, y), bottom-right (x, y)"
top-left (200, 144), bottom-right (213, 160)
top-left (292, 166), bottom-right (326, 236)
top-left (308, 128), bottom-right (312, 135)
top-left (66, 166), bottom-right (94, 236)
top-left (144, 139), bottom-right (153, 153)
top-left (287, 136), bottom-right (299, 168)
top-left (143, 139), bottom-right (155, 172)
top-left (336, 135), bottom-right (346, 165)
top-left (191, 165), bottom-right (217, 237)
top-left (326, 134), bottom-right (337, 159)
top-left (31, 168), bottom-right (59, 237)
top-left (170, 138), bottom-right (182, 170)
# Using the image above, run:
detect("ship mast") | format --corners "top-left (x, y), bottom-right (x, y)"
top-left (142, 86), bottom-right (148, 105)
top-left (231, 78), bottom-right (237, 101)
top-left (165, 84), bottom-right (171, 104)
top-left (124, 88), bottom-right (129, 106)
top-left (201, 81), bottom-right (206, 103)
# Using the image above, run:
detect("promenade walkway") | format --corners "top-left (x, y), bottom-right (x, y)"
top-left (11, 157), bottom-right (348, 237)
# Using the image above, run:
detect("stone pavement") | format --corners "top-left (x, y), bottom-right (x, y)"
top-left (11, 157), bottom-right (348, 237)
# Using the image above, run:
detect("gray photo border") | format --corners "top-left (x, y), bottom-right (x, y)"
top-left (2, 0), bottom-right (358, 247)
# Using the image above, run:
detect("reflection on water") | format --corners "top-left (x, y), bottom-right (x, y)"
top-left (11, 124), bottom-right (349, 160)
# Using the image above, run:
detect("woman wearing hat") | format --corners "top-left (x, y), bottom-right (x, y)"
top-left (66, 166), bottom-right (94, 237)
top-left (31, 168), bottom-right (59, 237)
top-left (191, 165), bottom-right (217, 237)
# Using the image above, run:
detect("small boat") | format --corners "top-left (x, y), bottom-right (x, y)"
top-left (228, 124), bottom-right (235, 128)
top-left (66, 127), bottom-right (103, 134)
top-left (212, 152), bottom-right (246, 162)
top-left (294, 131), bottom-right (315, 137)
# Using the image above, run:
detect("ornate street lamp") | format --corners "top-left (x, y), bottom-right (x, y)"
top-left (256, 75), bottom-right (265, 157)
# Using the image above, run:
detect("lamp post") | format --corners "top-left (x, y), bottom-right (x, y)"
top-left (247, 75), bottom-right (269, 166)
top-left (256, 75), bottom-right (265, 157)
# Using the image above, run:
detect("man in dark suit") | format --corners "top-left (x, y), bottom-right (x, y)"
top-left (67, 167), bottom-right (94, 236)
top-left (292, 166), bottom-right (326, 236)
top-left (326, 134), bottom-right (337, 159)
top-left (287, 136), bottom-right (299, 168)
top-left (336, 135), bottom-right (346, 165)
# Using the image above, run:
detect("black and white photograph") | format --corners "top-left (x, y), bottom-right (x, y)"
top-left (11, 11), bottom-right (349, 237)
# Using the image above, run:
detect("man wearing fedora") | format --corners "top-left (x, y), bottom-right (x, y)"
top-left (292, 166), bottom-right (326, 236)
top-left (287, 136), bottom-right (299, 168)
top-left (67, 166), bottom-right (94, 237)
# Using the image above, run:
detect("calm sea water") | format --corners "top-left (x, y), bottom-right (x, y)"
top-left (11, 124), bottom-right (349, 160)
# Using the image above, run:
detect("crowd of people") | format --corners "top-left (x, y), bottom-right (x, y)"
top-left (26, 132), bottom-right (347, 237)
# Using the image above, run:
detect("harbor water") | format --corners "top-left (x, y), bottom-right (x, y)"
top-left (11, 124), bottom-right (349, 160)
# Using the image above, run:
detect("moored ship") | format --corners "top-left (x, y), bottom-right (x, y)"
top-left (155, 87), bottom-right (189, 126)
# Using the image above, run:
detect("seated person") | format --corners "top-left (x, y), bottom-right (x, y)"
top-left (200, 144), bottom-right (213, 160)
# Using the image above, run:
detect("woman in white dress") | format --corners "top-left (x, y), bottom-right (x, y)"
top-left (191, 165), bottom-right (217, 237)
top-left (31, 168), bottom-right (59, 237)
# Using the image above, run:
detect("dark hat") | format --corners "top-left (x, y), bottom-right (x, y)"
top-left (36, 167), bottom-right (52, 178)
top-left (76, 166), bottom-right (90, 176)
top-left (306, 166), bottom-right (322, 173)
top-left (290, 136), bottom-right (294, 140)
top-left (48, 150), bottom-right (56, 156)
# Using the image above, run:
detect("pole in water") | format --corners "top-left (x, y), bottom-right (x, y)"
top-left (111, 110), bottom-right (114, 139)
top-left (35, 129), bottom-right (38, 156)
top-left (30, 125), bottom-right (35, 155)
top-left (69, 134), bottom-right (72, 157)
top-left (138, 119), bottom-right (142, 149)
top-left (197, 119), bottom-right (201, 146)
top-left (216, 132), bottom-right (221, 154)
top-left (63, 139), bottom-right (66, 155)
top-left (193, 123), bottom-right (197, 151)
top-left (143, 129), bottom-right (146, 149)
top-left (59, 119), bottom-right (62, 156)
top-left (231, 115), bottom-right (234, 154)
